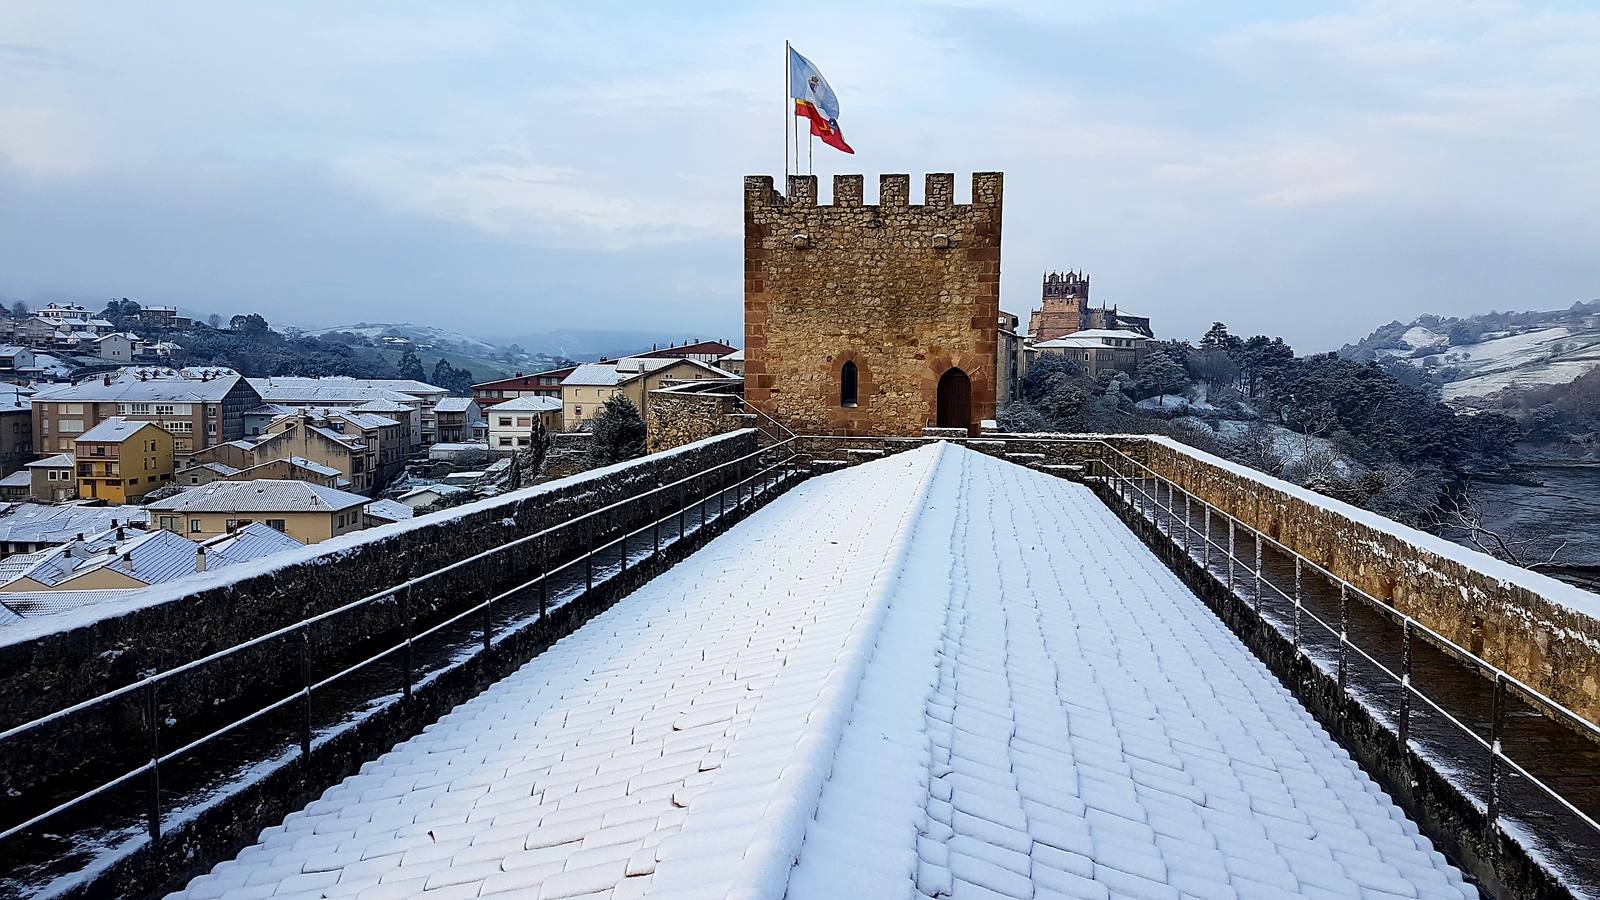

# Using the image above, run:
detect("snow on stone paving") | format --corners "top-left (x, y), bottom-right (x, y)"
top-left (169, 443), bottom-right (1475, 900)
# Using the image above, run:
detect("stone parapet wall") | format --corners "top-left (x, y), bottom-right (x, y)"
top-left (1119, 436), bottom-right (1600, 724)
top-left (0, 430), bottom-right (760, 803)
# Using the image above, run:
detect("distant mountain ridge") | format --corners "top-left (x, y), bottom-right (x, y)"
top-left (1341, 300), bottom-right (1600, 405)
top-left (300, 322), bottom-right (500, 355)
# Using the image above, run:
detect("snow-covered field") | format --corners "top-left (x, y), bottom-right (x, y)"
top-left (170, 445), bottom-right (1473, 900)
top-left (1419, 325), bottom-right (1600, 401)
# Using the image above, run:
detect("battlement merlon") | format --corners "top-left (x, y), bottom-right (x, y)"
top-left (742, 172), bottom-right (1003, 210)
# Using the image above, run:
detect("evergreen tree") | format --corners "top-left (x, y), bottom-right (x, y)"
top-left (10, 301), bottom-right (28, 318)
top-left (589, 395), bottom-right (647, 465)
top-left (396, 347), bottom-right (426, 382)
top-left (1136, 351), bottom-right (1188, 405)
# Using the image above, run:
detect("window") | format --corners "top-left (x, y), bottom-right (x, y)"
top-left (515, 417), bottom-right (532, 427)
top-left (59, 419), bottom-right (84, 433)
top-left (498, 436), bottom-right (512, 446)
top-left (77, 463), bottom-right (91, 476)
top-left (120, 403), bottom-right (151, 415)
top-left (267, 519), bottom-right (286, 532)
top-left (189, 519), bottom-right (202, 533)
top-left (498, 417), bottom-right (512, 427)
top-left (225, 518), bottom-right (253, 531)
top-left (154, 404), bottom-right (174, 416)
top-left (159, 516), bottom-right (178, 533)
top-left (840, 361), bottom-right (859, 407)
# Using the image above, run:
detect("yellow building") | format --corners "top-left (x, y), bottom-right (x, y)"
top-left (560, 358), bottom-right (737, 433)
top-left (73, 417), bottom-right (175, 503)
top-left (146, 479), bottom-right (370, 545)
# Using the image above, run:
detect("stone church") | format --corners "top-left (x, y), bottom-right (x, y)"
top-left (742, 172), bottom-right (1002, 436)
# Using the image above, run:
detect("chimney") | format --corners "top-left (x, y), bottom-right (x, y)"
top-left (195, 545), bottom-right (207, 572)
top-left (103, 374), bottom-right (112, 386)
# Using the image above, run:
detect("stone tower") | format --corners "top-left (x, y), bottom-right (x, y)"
top-left (743, 172), bottom-right (1002, 436)
top-left (1028, 270), bottom-right (1090, 341)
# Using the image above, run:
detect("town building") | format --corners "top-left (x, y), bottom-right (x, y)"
top-left (560, 357), bottom-right (735, 433)
top-left (0, 471), bottom-right (30, 501)
top-left (471, 367), bottom-right (576, 407)
top-left (0, 522), bottom-right (299, 598)
top-left (29, 367), bottom-right (260, 456)
top-left (396, 483), bottom-right (467, 510)
top-left (25, 453), bottom-right (76, 502)
top-left (0, 347), bottom-right (36, 373)
top-left (996, 311), bottom-right (1024, 408)
top-left (138, 305), bottom-right (192, 328)
top-left (363, 497), bottom-right (413, 526)
top-left (1031, 328), bottom-right (1152, 377)
top-left (146, 480), bottom-right (370, 544)
top-left (485, 396), bottom-right (562, 453)
top-left (743, 173), bottom-right (1002, 435)
top-left (433, 397), bottom-right (485, 442)
top-left (248, 377), bottom-right (448, 446)
top-left (72, 417), bottom-right (175, 503)
top-left (632, 340), bottom-right (738, 364)
top-left (0, 502), bottom-right (146, 556)
top-left (717, 348), bottom-right (744, 376)
top-left (1027, 270), bottom-right (1153, 342)
top-left (93, 333), bottom-right (135, 363)
top-left (0, 392), bottom-right (32, 474)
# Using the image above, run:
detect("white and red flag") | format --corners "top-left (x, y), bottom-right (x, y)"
top-left (788, 46), bottom-right (854, 154)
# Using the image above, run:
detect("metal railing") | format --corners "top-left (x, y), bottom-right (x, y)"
top-left (1083, 438), bottom-right (1600, 849)
top-left (0, 436), bottom-right (800, 880)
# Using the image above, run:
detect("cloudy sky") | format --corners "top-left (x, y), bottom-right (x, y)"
top-left (2, 1), bottom-right (1597, 351)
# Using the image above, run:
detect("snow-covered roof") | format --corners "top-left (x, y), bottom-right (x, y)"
top-left (397, 483), bottom-right (467, 501)
top-left (285, 456), bottom-right (341, 477)
top-left (562, 357), bottom-right (686, 387)
top-left (249, 377), bottom-right (445, 403)
top-left (31, 369), bottom-right (243, 403)
top-left (332, 411), bottom-right (399, 430)
top-left (24, 453), bottom-right (73, 469)
top-left (720, 348), bottom-right (744, 361)
top-left (488, 395), bottom-right (561, 412)
top-left (171, 444), bottom-right (1476, 900)
top-left (0, 523), bottom-right (300, 596)
top-left (145, 480), bottom-right (369, 514)
top-left (363, 498), bottom-right (413, 522)
top-left (1067, 328), bottom-right (1151, 340)
top-left (0, 471), bottom-right (31, 489)
top-left (196, 462), bottom-right (242, 476)
top-left (76, 416), bottom-right (156, 444)
top-left (0, 503), bottom-right (147, 544)
top-left (351, 398), bottom-right (415, 413)
top-left (433, 397), bottom-right (476, 413)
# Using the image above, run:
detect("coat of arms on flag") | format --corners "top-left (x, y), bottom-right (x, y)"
top-left (788, 46), bottom-right (854, 155)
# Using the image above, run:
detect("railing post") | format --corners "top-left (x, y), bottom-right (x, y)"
top-left (1487, 673), bottom-right (1507, 826)
top-left (652, 487), bottom-right (661, 556)
top-left (1253, 536), bottom-right (1263, 613)
top-left (1203, 506), bottom-right (1211, 570)
top-left (144, 682), bottom-right (161, 843)
top-left (699, 473), bottom-right (707, 532)
top-left (299, 628), bottom-right (312, 756)
top-left (1178, 491), bottom-right (1188, 555)
top-left (1399, 618), bottom-right (1412, 747)
top-left (482, 567), bottom-right (493, 654)
top-left (1227, 519), bottom-right (1236, 591)
top-left (1293, 556), bottom-right (1303, 649)
top-left (400, 586), bottom-right (413, 701)
top-left (619, 505), bottom-right (629, 574)
top-left (537, 534), bottom-right (548, 618)
top-left (585, 513), bottom-right (594, 594)
top-left (1338, 582), bottom-right (1349, 691)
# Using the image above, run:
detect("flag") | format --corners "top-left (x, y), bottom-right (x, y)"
top-left (789, 46), bottom-right (854, 155)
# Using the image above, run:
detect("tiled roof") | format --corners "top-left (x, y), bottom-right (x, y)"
top-left (352, 399), bottom-right (414, 413)
top-left (171, 445), bottom-right (1474, 900)
top-left (145, 480), bottom-right (369, 514)
top-left (363, 498), bottom-right (414, 522)
top-left (24, 453), bottom-right (73, 469)
top-left (434, 397), bottom-right (476, 413)
top-left (472, 366), bottom-right (576, 391)
top-left (0, 471), bottom-right (30, 488)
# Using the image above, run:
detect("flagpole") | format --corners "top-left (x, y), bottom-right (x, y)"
top-left (784, 41), bottom-right (790, 178)
top-left (809, 134), bottom-right (814, 176)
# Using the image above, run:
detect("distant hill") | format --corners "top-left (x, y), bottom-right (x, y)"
top-left (301, 322), bottom-right (501, 356)
top-left (1341, 300), bottom-right (1600, 406)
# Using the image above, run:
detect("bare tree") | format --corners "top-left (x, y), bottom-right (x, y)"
top-left (1436, 488), bottom-right (1568, 571)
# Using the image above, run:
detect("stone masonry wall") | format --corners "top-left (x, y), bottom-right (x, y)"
top-left (744, 172), bottom-right (1001, 436)
top-left (646, 389), bottom-right (749, 453)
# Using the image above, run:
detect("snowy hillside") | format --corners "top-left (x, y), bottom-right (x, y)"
top-left (1343, 302), bottom-right (1600, 405)
top-left (300, 322), bottom-right (500, 355)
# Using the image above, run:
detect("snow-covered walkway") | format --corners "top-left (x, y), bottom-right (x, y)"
top-left (171, 443), bottom-right (1475, 900)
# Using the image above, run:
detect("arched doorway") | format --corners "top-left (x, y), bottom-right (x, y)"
top-left (936, 367), bottom-right (971, 430)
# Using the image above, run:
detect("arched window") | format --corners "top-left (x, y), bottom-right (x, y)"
top-left (840, 361), bottom-right (859, 408)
